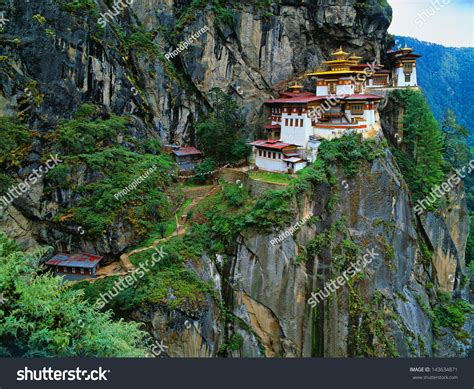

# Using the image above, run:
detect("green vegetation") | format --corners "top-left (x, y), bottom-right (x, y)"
top-left (433, 293), bottom-right (473, 344)
top-left (440, 111), bottom-right (474, 267)
top-left (196, 88), bottom-right (251, 165)
top-left (442, 109), bottom-right (471, 169)
top-left (0, 234), bottom-right (147, 357)
top-left (348, 288), bottom-right (399, 357)
top-left (32, 14), bottom-right (47, 25)
top-left (248, 171), bottom-right (292, 185)
top-left (317, 132), bottom-right (382, 177)
top-left (194, 158), bottom-right (216, 183)
top-left (219, 333), bottom-right (244, 354)
top-left (389, 89), bottom-right (445, 205)
top-left (77, 235), bottom-right (213, 315)
top-left (46, 104), bottom-right (175, 236)
top-left (189, 133), bottom-right (378, 248)
top-left (211, 0), bottom-right (234, 24)
top-left (396, 36), bottom-right (474, 145)
top-left (60, 0), bottom-right (97, 13)
top-left (0, 117), bottom-right (32, 168)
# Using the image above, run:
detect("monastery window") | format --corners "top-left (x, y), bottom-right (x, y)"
top-left (355, 83), bottom-right (361, 93)
top-left (80, 268), bottom-right (84, 274)
top-left (405, 74), bottom-right (411, 83)
top-left (290, 119), bottom-right (293, 126)
top-left (285, 118), bottom-right (289, 126)
top-left (351, 104), bottom-right (363, 114)
top-left (72, 267), bottom-right (76, 273)
top-left (300, 119), bottom-right (304, 127)
top-left (328, 83), bottom-right (336, 94)
top-left (374, 76), bottom-right (385, 85)
top-left (258, 150), bottom-right (262, 157)
top-left (403, 63), bottom-right (413, 71)
top-left (63, 267), bottom-right (67, 272)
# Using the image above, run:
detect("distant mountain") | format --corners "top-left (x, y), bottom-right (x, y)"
top-left (395, 36), bottom-right (474, 144)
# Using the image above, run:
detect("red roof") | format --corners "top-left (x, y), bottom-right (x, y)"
top-left (46, 253), bottom-right (103, 269)
top-left (173, 147), bottom-right (202, 157)
top-left (388, 49), bottom-right (421, 58)
top-left (249, 140), bottom-right (296, 150)
top-left (264, 95), bottom-right (325, 104)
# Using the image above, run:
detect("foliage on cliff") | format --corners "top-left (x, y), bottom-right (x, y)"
top-left (196, 88), bottom-right (251, 166)
top-left (0, 234), bottom-right (147, 357)
top-left (395, 36), bottom-right (474, 145)
top-left (45, 104), bottom-right (175, 236)
top-left (389, 89), bottom-right (445, 204)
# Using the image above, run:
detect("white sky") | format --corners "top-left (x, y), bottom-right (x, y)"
top-left (388, 0), bottom-right (474, 47)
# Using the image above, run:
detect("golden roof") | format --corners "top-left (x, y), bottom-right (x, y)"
top-left (332, 46), bottom-right (349, 56)
top-left (305, 70), bottom-right (365, 76)
top-left (289, 83), bottom-right (304, 89)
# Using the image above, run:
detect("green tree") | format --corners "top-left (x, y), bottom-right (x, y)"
top-left (0, 234), bottom-right (148, 357)
top-left (194, 158), bottom-right (216, 183)
top-left (442, 109), bottom-right (470, 169)
top-left (196, 88), bottom-right (251, 165)
top-left (392, 90), bottom-right (445, 202)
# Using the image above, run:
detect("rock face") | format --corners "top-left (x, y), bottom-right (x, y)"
top-left (0, 0), bottom-right (391, 142)
top-left (0, 0), bottom-right (391, 254)
top-left (143, 147), bottom-right (470, 358)
top-left (219, 152), bottom-right (454, 357)
top-left (0, 1), bottom-right (471, 358)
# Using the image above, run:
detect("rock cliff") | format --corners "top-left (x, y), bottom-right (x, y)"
top-left (0, 0), bottom-right (471, 358)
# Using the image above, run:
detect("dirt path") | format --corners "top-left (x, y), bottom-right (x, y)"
top-left (90, 184), bottom-right (220, 281)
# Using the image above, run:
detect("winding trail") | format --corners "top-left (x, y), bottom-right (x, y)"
top-left (91, 184), bottom-right (220, 282)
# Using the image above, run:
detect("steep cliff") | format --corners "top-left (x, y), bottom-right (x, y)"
top-left (0, 1), bottom-right (471, 358)
top-left (0, 0), bottom-right (392, 254)
top-left (0, 0), bottom-right (391, 143)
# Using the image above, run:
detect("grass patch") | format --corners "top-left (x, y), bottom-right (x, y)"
top-left (248, 171), bottom-right (293, 185)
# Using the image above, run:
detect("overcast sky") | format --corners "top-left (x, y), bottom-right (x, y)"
top-left (388, 0), bottom-right (474, 47)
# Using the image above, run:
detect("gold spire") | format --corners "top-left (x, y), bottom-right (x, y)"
top-left (401, 43), bottom-right (412, 52)
top-left (332, 46), bottom-right (349, 57)
top-left (289, 82), bottom-right (303, 89)
top-left (288, 81), bottom-right (304, 93)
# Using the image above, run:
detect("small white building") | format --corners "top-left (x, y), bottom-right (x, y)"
top-left (249, 140), bottom-right (307, 173)
top-left (389, 46), bottom-right (420, 87)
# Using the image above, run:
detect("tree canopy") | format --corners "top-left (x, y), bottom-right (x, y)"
top-left (391, 89), bottom-right (445, 203)
top-left (0, 234), bottom-right (148, 357)
top-left (196, 88), bottom-right (251, 165)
